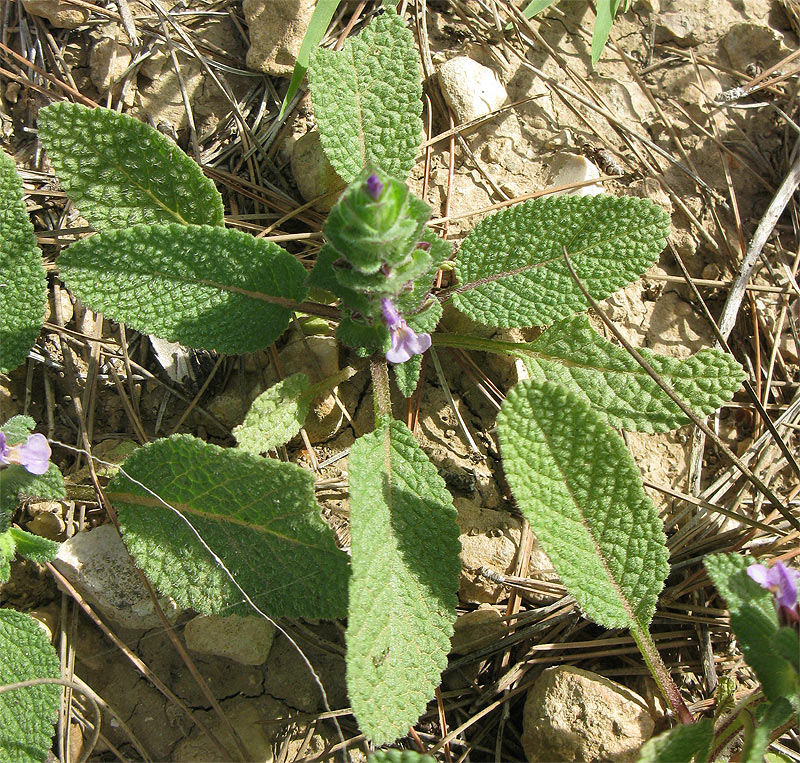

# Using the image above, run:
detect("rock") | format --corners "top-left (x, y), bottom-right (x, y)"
top-left (451, 606), bottom-right (505, 654)
top-left (721, 22), bottom-right (789, 72)
top-left (437, 57), bottom-right (507, 124)
top-left (21, 0), bottom-right (90, 28)
top-left (207, 390), bottom-right (248, 429)
top-left (456, 498), bottom-right (521, 604)
top-left (654, 12), bottom-right (705, 46)
top-left (27, 603), bottom-right (60, 642)
top-left (521, 666), bottom-right (655, 762)
top-left (25, 501), bottom-right (67, 541)
top-left (53, 524), bottom-right (183, 629)
top-left (243, 0), bottom-right (315, 76)
top-left (184, 614), bottom-right (275, 665)
top-left (89, 38), bottom-right (132, 93)
top-left (291, 130), bottom-right (346, 211)
top-left (547, 154), bottom-right (603, 196)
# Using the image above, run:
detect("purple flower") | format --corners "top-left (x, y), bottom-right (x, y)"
top-left (381, 298), bottom-right (432, 364)
top-left (0, 431), bottom-right (51, 475)
top-left (747, 561), bottom-right (799, 621)
top-left (365, 174), bottom-right (384, 201)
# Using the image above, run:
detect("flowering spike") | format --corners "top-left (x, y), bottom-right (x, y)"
top-left (365, 173), bottom-right (384, 200)
top-left (381, 298), bottom-right (432, 364)
top-left (0, 431), bottom-right (51, 475)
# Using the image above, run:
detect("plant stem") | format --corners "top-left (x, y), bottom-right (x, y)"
top-left (630, 621), bottom-right (694, 725)
top-left (370, 356), bottom-right (392, 425)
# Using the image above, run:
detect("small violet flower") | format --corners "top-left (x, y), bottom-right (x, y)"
top-left (381, 298), bottom-right (431, 364)
top-left (365, 173), bottom-right (384, 201)
top-left (747, 560), bottom-right (800, 623)
top-left (0, 431), bottom-right (51, 475)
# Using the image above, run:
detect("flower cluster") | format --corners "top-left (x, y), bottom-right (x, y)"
top-left (381, 298), bottom-right (431, 364)
top-left (0, 431), bottom-right (51, 475)
top-left (747, 560), bottom-right (799, 625)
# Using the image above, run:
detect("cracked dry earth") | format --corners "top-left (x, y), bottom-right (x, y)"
top-left (2, 0), bottom-right (800, 759)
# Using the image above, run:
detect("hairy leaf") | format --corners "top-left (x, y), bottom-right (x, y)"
top-left (369, 752), bottom-right (436, 763)
top-left (638, 718), bottom-right (714, 763)
top-left (0, 152), bottom-right (47, 374)
top-left (741, 697), bottom-right (794, 763)
top-left (234, 373), bottom-right (312, 454)
top-left (109, 435), bottom-right (349, 618)
top-left (348, 420), bottom-right (460, 744)
top-left (497, 380), bottom-right (669, 629)
top-left (523, 315), bottom-right (745, 432)
top-left (0, 528), bottom-right (60, 584)
top-left (451, 195), bottom-right (669, 328)
top-left (58, 224), bottom-right (307, 354)
top-left (38, 103), bottom-right (224, 229)
top-left (705, 554), bottom-right (799, 701)
top-left (308, 8), bottom-right (423, 182)
top-left (0, 464), bottom-right (65, 527)
top-left (0, 609), bottom-right (60, 762)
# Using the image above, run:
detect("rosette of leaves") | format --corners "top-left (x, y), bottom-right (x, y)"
top-left (308, 167), bottom-right (446, 358)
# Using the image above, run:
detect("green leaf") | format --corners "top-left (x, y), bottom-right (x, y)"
top-left (1, 415), bottom-right (36, 445)
top-left (108, 434), bottom-right (349, 618)
top-left (451, 195), bottom-right (670, 328)
top-left (278, 0), bottom-right (343, 120)
top-left (520, 0), bottom-right (559, 17)
top-left (705, 554), bottom-right (798, 701)
top-left (523, 315), bottom-right (745, 432)
top-left (58, 223), bottom-right (307, 355)
top-left (497, 380), bottom-right (669, 629)
top-left (637, 717), bottom-right (714, 763)
top-left (0, 527), bottom-right (61, 583)
top-left (38, 103), bottom-right (224, 229)
top-left (234, 373), bottom-right (312, 454)
top-left (392, 300), bottom-right (442, 397)
top-left (591, 0), bottom-right (622, 66)
top-left (369, 752), bottom-right (436, 763)
top-left (0, 609), bottom-right (60, 762)
top-left (741, 697), bottom-right (794, 763)
top-left (347, 420), bottom-right (460, 744)
top-left (772, 627), bottom-right (799, 672)
top-left (0, 152), bottom-right (47, 374)
top-left (308, 8), bottom-right (423, 182)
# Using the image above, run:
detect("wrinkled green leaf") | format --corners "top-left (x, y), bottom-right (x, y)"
top-left (308, 8), bottom-right (423, 182)
top-left (497, 380), bottom-right (669, 629)
top-left (1, 415), bottom-right (36, 445)
top-left (0, 609), bottom-right (60, 762)
top-left (705, 554), bottom-right (798, 701)
top-left (637, 717), bottom-right (713, 763)
top-left (451, 195), bottom-right (669, 328)
top-left (234, 373), bottom-right (312, 454)
top-left (0, 528), bottom-right (60, 584)
top-left (0, 152), bottom-right (47, 374)
top-left (0, 464), bottom-right (65, 527)
top-left (370, 752), bottom-right (436, 763)
top-left (523, 314), bottom-right (745, 432)
top-left (38, 103), bottom-right (224, 229)
top-left (348, 420), bottom-right (460, 744)
top-left (58, 224), bottom-right (307, 354)
top-left (109, 435), bottom-right (349, 618)
top-left (741, 697), bottom-right (794, 763)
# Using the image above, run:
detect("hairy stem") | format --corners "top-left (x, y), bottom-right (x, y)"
top-left (370, 357), bottom-right (392, 425)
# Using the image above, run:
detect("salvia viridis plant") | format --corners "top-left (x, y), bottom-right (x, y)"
top-left (2, 5), bottom-right (797, 760)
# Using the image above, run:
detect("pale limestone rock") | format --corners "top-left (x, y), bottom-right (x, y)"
top-left (655, 12), bottom-right (705, 45)
top-left (90, 38), bottom-right (132, 93)
top-left (25, 501), bottom-right (66, 541)
top-left (437, 57), bottom-right (507, 124)
top-left (721, 22), bottom-right (789, 72)
top-left (456, 498), bottom-right (521, 604)
top-left (522, 666), bottom-right (655, 762)
top-left (184, 614), bottom-right (276, 665)
top-left (451, 606), bottom-right (506, 654)
top-left (28, 603), bottom-right (60, 643)
top-left (243, 0), bottom-right (315, 76)
top-left (53, 524), bottom-right (183, 629)
top-left (291, 130), bottom-right (346, 212)
top-left (547, 154), bottom-right (603, 196)
top-left (21, 0), bottom-right (89, 28)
